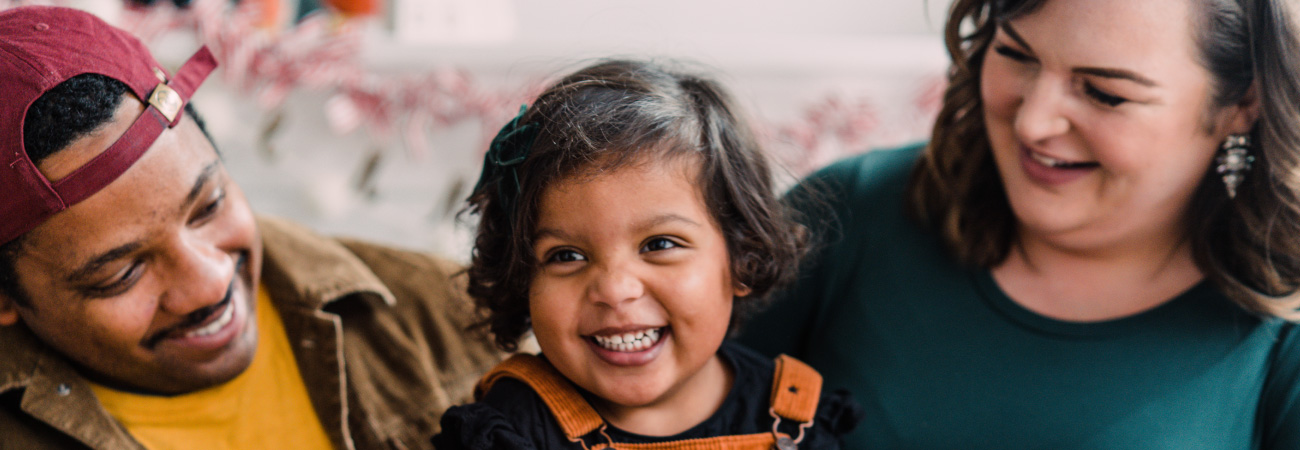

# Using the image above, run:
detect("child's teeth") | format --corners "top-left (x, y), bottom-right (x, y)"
top-left (593, 328), bottom-right (663, 352)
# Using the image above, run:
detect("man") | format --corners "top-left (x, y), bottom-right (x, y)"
top-left (0, 6), bottom-right (500, 449)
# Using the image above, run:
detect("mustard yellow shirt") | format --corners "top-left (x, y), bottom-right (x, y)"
top-left (89, 287), bottom-right (333, 450)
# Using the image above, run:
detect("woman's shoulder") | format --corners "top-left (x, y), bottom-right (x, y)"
top-left (1260, 320), bottom-right (1300, 444)
top-left (800, 143), bottom-right (925, 197)
top-left (790, 143), bottom-right (924, 225)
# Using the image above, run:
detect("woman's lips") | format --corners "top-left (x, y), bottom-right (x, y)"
top-left (1021, 146), bottom-right (1099, 186)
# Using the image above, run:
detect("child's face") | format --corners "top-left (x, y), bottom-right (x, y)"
top-left (529, 157), bottom-right (743, 420)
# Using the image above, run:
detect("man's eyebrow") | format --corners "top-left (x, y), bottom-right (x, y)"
top-left (68, 242), bottom-right (143, 282)
top-left (1000, 22), bottom-right (1158, 88)
top-left (67, 160), bottom-right (221, 282)
top-left (182, 160), bottom-right (221, 210)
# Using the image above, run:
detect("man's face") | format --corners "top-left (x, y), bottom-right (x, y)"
top-left (0, 95), bottom-right (262, 395)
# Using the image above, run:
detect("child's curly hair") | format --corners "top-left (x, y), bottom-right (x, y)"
top-left (465, 59), bottom-right (807, 351)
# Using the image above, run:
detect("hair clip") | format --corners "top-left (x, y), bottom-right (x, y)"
top-left (473, 105), bottom-right (539, 222)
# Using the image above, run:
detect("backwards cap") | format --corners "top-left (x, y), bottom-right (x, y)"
top-left (0, 6), bottom-right (217, 245)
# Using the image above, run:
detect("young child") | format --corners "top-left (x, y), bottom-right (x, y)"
top-left (434, 60), bottom-right (860, 449)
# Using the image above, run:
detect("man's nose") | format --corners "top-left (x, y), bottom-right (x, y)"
top-left (158, 233), bottom-right (233, 316)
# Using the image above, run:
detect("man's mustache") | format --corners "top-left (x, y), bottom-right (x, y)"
top-left (141, 253), bottom-right (246, 350)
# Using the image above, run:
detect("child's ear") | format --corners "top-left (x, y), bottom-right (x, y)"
top-left (733, 281), bottom-right (752, 298)
top-left (0, 293), bottom-right (21, 326)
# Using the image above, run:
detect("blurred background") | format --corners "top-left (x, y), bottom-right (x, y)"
top-left (5, 0), bottom-right (952, 260)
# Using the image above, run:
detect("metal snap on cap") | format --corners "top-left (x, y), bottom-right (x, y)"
top-left (147, 83), bottom-right (182, 123)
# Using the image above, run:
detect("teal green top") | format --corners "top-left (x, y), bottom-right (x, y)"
top-left (736, 144), bottom-right (1300, 449)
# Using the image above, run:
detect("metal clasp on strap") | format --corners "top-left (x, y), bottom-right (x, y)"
top-left (147, 83), bottom-right (182, 123)
top-left (571, 424), bottom-right (617, 450)
top-left (769, 407), bottom-right (811, 450)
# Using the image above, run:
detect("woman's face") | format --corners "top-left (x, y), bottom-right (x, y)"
top-left (980, 0), bottom-right (1256, 252)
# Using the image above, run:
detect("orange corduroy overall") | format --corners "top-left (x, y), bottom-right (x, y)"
top-left (476, 354), bottom-right (824, 450)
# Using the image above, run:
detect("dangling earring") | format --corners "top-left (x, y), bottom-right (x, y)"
top-left (1216, 134), bottom-right (1255, 199)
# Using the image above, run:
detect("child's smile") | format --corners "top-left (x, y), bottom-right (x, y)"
top-left (586, 326), bottom-right (669, 365)
top-left (529, 157), bottom-right (743, 435)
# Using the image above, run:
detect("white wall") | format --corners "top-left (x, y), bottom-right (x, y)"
top-left (171, 0), bottom-right (955, 258)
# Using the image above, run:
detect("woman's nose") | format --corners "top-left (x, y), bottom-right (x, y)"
top-left (1014, 76), bottom-right (1071, 143)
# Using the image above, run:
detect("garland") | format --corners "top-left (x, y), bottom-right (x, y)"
top-left (2, 0), bottom-right (944, 175)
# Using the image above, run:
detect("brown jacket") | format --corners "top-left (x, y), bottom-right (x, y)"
top-left (0, 217), bottom-right (502, 450)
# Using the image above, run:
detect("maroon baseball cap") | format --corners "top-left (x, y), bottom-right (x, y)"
top-left (0, 6), bottom-right (217, 245)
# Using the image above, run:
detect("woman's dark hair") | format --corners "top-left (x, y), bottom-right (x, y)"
top-left (465, 59), bottom-right (807, 351)
top-left (908, 0), bottom-right (1300, 318)
top-left (0, 73), bottom-right (211, 309)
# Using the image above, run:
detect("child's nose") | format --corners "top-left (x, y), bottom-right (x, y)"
top-left (587, 265), bottom-right (646, 307)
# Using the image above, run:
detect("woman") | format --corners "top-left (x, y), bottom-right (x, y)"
top-left (738, 0), bottom-right (1300, 447)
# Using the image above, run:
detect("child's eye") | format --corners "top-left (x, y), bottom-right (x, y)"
top-left (1083, 82), bottom-right (1128, 107)
top-left (546, 249), bottom-right (586, 264)
top-left (641, 237), bottom-right (680, 253)
top-left (993, 44), bottom-right (1034, 63)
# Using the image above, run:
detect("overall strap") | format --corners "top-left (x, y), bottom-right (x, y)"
top-left (475, 353), bottom-right (823, 450)
top-left (475, 354), bottom-right (605, 441)
top-left (769, 355), bottom-right (822, 423)
top-left (766, 355), bottom-right (822, 449)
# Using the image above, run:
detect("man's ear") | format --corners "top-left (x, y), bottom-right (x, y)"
top-left (0, 293), bottom-right (20, 326)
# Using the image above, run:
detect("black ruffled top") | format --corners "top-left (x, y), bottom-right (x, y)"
top-left (433, 340), bottom-right (862, 450)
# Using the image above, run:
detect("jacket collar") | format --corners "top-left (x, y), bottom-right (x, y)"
top-left (256, 216), bottom-right (396, 310)
top-left (0, 313), bottom-right (142, 449)
top-left (0, 216), bottom-right (396, 410)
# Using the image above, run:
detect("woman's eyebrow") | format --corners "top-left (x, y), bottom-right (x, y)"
top-left (999, 22), bottom-right (1158, 87)
top-left (999, 22), bottom-right (1034, 52)
top-left (1074, 67), bottom-right (1159, 87)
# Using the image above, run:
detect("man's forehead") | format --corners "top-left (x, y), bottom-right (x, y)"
top-left (18, 128), bottom-right (224, 278)
top-left (37, 94), bottom-right (147, 183)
